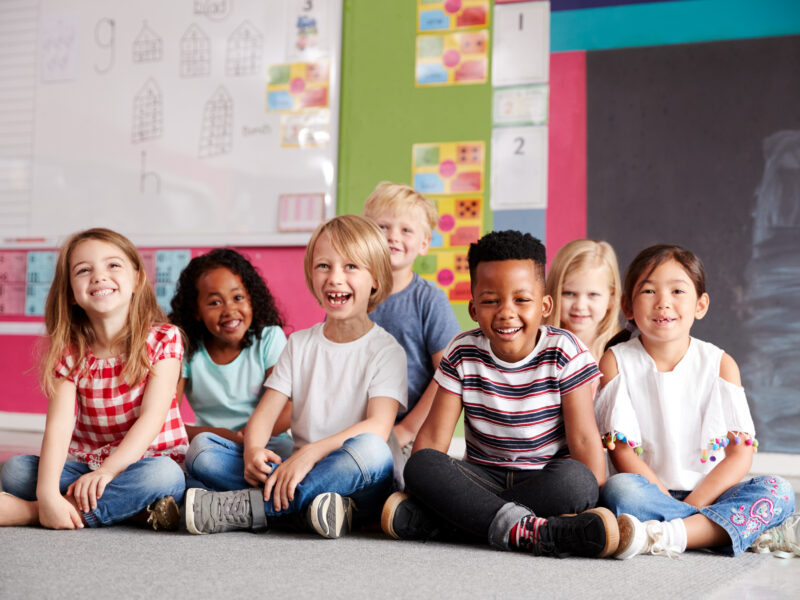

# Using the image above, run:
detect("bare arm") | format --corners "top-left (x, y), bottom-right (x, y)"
top-left (562, 383), bottom-right (607, 485)
top-left (394, 349), bottom-right (445, 447)
top-left (684, 354), bottom-right (753, 507)
top-left (412, 386), bottom-right (463, 455)
top-left (598, 350), bottom-right (670, 493)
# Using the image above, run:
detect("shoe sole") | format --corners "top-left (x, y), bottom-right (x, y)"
top-left (585, 507), bottom-right (620, 558)
top-left (310, 493), bottom-right (348, 539)
top-left (380, 492), bottom-right (410, 540)
top-left (184, 488), bottom-right (205, 535)
top-left (614, 514), bottom-right (647, 559)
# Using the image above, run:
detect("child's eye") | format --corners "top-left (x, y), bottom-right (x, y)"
top-left (233, 294), bottom-right (245, 302)
top-left (562, 291), bottom-right (575, 297)
top-left (315, 263), bottom-right (329, 270)
top-left (345, 264), bottom-right (358, 270)
top-left (589, 292), bottom-right (601, 298)
top-left (481, 299), bottom-right (498, 305)
top-left (641, 289), bottom-right (655, 294)
top-left (403, 228), bottom-right (412, 234)
top-left (673, 289), bottom-right (686, 294)
top-left (516, 297), bottom-right (531, 303)
top-left (76, 267), bottom-right (90, 275)
top-left (208, 299), bottom-right (221, 306)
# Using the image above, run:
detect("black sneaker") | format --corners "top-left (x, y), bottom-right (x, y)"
top-left (534, 507), bottom-right (619, 558)
top-left (381, 492), bottom-right (439, 540)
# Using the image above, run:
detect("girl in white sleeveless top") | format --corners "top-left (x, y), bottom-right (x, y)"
top-left (596, 245), bottom-right (797, 558)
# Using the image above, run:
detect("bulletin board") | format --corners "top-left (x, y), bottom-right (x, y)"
top-left (0, 0), bottom-right (342, 249)
top-left (586, 35), bottom-right (800, 452)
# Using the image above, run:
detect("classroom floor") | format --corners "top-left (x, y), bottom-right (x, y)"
top-left (1, 429), bottom-right (798, 599)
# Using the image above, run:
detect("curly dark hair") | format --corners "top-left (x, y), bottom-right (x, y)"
top-left (467, 230), bottom-right (546, 284)
top-left (169, 248), bottom-right (284, 359)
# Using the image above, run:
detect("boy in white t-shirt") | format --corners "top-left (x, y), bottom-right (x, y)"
top-left (184, 215), bottom-right (407, 539)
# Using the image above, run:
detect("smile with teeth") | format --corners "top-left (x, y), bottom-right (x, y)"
top-left (327, 291), bottom-right (352, 304)
top-left (495, 326), bottom-right (521, 335)
top-left (91, 288), bottom-right (115, 297)
top-left (653, 316), bottom-right (676, 325)
top-left (221, 319), bottom-right (242, 330)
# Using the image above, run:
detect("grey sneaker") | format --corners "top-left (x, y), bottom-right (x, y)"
top-left (751, 513), bottom-right (800, 558)
top-left (185, 488), bottom-right (267, 535)
top-left (146, 496), bottom-right (180, 531)
top-left (307, 492), bottom-right (355, 539)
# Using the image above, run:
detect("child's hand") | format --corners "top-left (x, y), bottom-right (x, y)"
top-left (263, 444), bottom-right (319, 511)
top-left (243, 447), bottom-right (282, 487)
top-left (38, 494), bottom-right (84, 530)
top-left (66, 469), bottom-right (114, 513)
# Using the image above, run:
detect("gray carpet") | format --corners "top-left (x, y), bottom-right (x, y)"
top-left (0, 525), bottom-right (784, 599)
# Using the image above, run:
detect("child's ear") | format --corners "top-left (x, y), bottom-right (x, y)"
top-left (468, 299), bottom-right (478, 322)
top-left (418, 234), bottom-right (431, 257)
top-left (541, 294), bottom-right (553, 318)
top-left (695, 292), bottom-right (710, 320)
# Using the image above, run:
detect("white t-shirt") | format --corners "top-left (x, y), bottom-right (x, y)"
top-left (595, 336), bottom-right (755, 491)
top-left (265, 322), bottom-right (407, 450)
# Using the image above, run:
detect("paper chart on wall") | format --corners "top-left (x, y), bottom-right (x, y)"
top-left (415, 30), bottom-right (488, 86)
top-left (417, 0), bottom-right (490, 32)
top-left (412, 141), bottom-right (485, 195)
top-left (492, 1), bottom-right (550, 87)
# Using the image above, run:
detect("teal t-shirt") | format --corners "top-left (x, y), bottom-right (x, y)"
top-left (181, 325), bottom-right (287, 431)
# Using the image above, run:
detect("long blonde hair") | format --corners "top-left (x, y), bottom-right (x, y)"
top-left (546, 239), bottom-right (622, 358)
top-left (304, 215), bottom-right (393, 313)
top-left (39, 228), bottom-right (165, 398)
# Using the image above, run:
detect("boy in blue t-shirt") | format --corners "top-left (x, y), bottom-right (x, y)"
top-left (364, 182), bottom-right (461, 484)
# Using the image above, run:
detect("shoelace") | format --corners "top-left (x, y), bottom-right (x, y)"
top-left (751, 523), bottom-right (800, 559)
top-left (215, 493), bottom-right (251, 525)
top-left (645, 523), bottom-right (681, 559)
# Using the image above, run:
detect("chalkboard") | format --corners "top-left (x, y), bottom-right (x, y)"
top-left (0, 0), bottom-right (341, 248)
top-left (586, 35), bottom-right (800, 452)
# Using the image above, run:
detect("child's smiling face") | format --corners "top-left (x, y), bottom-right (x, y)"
top-left (368, 207), bottom-right (430, 274)
top-left (195, 267), bottom-right (253, 350)
top-left (311, 232), bottom-right (376, 325)
top-left (69, 238), bottom-right (138, 322)
top-left (469, 259), bottom-right (552, 363)
top-left (559, 266), bottom-right (612, 341)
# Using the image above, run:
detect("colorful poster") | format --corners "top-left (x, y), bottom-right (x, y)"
top-left (278, 193), bottom-right (326, 232)
top-left (429, 196), bottom-right (483, 249)
top-left (417, 0), bottom-right (490, 32)
top-left (280, 110), bottom-right (330, 147)
top-left (286, 0), bottom-right (330, 61)
top-left (24, 251), bottom-right (58, 316)
top-left (415, 248), bottom-right (472, 303)
top-left (0, 251), bottom-right (28, 315)
top-left (416, 30), bottom-right (488, 86)
top-left (266, 60), bottom-right (329, 112)
top-left (412, 141), bottom-right (485, 195)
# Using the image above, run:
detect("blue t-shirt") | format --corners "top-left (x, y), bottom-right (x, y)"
top-left (370, 273), bottom-right (461, 420)
top-left (181, 325), bottom-right (287, 431)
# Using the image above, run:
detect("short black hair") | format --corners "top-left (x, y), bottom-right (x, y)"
top-left (467, 230), bottom-right (546, 284)
top-left (169, 248), bottom-right (284, 359)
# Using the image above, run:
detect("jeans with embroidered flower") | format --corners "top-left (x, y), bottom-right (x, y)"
top-left (601, 472), bottom-right (796, 555)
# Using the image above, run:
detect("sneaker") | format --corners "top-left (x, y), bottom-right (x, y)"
top-left (381, 492), bottom-right (439, 541)
top-left (751, 513), bottom-right (800, 558)
top-left (614, 514), bottom-right (682, 559)
top-left (146, 496), bottom-right (180, 531)
top-left (184, 488), bottom-right (267, 535)
top-left (534, 507), bottom-right (620, 558)
top-left (307, 492), bottom-right (355, 539)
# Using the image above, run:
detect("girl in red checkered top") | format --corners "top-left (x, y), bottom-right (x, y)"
top-left (0, 228), bottom-right (188, 531)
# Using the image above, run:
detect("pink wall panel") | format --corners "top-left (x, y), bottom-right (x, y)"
top-left (0, 245), bottom-right (323, 416)
top-left (546, 51), bottom-right (588, 261)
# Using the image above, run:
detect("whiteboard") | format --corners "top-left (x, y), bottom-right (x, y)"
top-left (1, 0), bottom-right (341, 248)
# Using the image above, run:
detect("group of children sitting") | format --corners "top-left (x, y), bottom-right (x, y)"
top-left (1, 182), bottom-right (798, 560)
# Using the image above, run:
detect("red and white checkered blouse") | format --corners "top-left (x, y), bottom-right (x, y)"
top-left (56, 323), bottom-right (189, 469)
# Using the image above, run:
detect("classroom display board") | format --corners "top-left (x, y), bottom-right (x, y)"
top-left (586, 35), bottom-right (800, 452)
top-left (0, 0), bottom-right (342, 249)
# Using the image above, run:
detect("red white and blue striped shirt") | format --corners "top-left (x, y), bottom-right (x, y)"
top-left (434, 326), bottom-right (600, 470)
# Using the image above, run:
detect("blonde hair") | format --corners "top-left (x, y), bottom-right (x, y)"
top-left (39, 228), bottom-right (166, 398)
top-left (304, 215), bottom-right (393, 313)
top-left (363, 181), bottom-right (438, 237)
top-left (545, 239), bottom-right (622, 358)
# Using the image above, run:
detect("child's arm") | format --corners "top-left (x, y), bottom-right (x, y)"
top-left (599, 350), bottom-right (671, 494)
top-left (36, 379), bottom-right (84, 529)
top-left (264, 396), bottom-right (399, 511)
top-left (562, 384), bottom-right (607, 485)
top-left (67, 357), bottom-right (181, 513)
top-left (411, 386), bottom-right (463, 454)
top-left (394, 349), bottom-right (445, 447)
top-left (683, 354), bottom-right (753, 508)
top-left (242, 387), bottom-right (290, 486)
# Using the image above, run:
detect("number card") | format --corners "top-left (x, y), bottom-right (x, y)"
top-left (490, 126), bottom-right (548, 210)
top-left (493, 84), bottom-right (549, 126)
top-left (267, 60), bottom-right (329, 112)
top-left (417, 0), bottom-right (490, 32)
top-left (286, 0), bottom-right (331, 61)
top-left (412, 141), bottom-right (485, 195)
top-left (416, 30), bottom-right (488, 86)
top-left (491, 1), bottom-right (549, 86)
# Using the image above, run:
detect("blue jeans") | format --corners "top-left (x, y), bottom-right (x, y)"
top-left (0, 455), bottom-right (186, 527)
top-left (185, 432), bottom-right (393, 520)
top-left (601, 473), bottom-right (796, 555)
top-left (184, 432), bottom-right (294, 490)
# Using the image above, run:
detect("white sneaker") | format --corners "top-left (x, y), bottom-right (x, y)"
top-left (751, 513), bottom-right (800, 558)
top-left (614, 514), bottom-right (682, 559)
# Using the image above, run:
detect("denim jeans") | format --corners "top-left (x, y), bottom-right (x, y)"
top-left (404, 449), bottom-right (600, 550)
top-left (601, 472), bottom-right (797, 555)
top-left (0, 454), bottom-right (186, 527)
top-left (185, 432), bottom-right (393, 521)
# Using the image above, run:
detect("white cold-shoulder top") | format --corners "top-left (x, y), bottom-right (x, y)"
top-left (594, 337), bottom-right (756, 491)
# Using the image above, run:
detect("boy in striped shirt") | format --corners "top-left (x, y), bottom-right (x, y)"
top-left (381, 230), bottom-right (619, 558)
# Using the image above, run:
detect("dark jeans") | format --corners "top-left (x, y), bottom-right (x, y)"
top-left (403, 449), bottom-right (599, 549)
